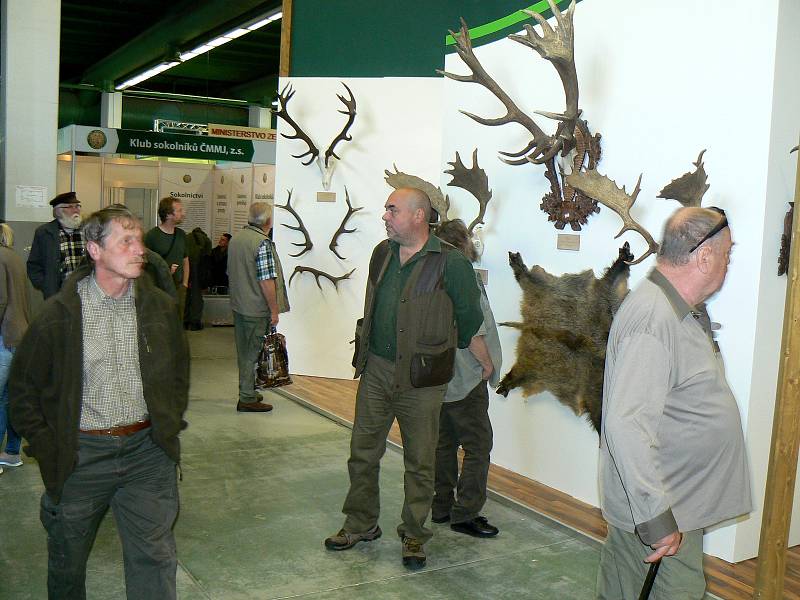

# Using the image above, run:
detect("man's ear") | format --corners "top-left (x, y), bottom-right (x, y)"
top-left (695, 245), bottom-right (712, 274)
top-left (86, 240), bottom-right (101, 262)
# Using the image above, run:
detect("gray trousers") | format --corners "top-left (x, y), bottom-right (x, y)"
top-left (233, 311), bottom-right (269, 403)
top-left (40, 429), bottom-right (178, 600)
top-left (432, 380), bottom-right (493, 524)
top-left (596, 525), bottom-right (705, 600)
top-left (342, 353), bottom-right (445, 544)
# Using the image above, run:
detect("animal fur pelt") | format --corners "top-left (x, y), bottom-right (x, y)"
top-left (496, 243), bottom-right (634, 432)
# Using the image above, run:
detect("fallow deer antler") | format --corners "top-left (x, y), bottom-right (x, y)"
top-left (657, 149), bottom-right (709, 207)
top-left (289, 266), bottom-right (356, 290)
top-left (276, 190), bottom-right (313, 258)
top-left (384, 165), bottom-right (450, 221)
top-left (275, 84), bottom-right (319, 166)
top-left (444, 149), bottom-right (492, 234)
top-left (508, 0), bottom-right (579, 161)
top-left (324, 83), bottom-right (357, 169)
top-left (329, 187), bottom-right (363, 260)
top-left (565, 169), bottom-right (659, 265)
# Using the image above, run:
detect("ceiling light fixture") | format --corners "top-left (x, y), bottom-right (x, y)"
top-left (115, 7), bottom-right (281, 91)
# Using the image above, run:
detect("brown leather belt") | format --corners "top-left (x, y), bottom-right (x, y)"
top-left (80, 419), bottom-right (151, 437)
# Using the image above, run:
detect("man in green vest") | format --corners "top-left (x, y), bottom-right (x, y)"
top-left (324, 187), bottom-right (485, 570)
top-left (227, 202), bottom-right (289, 413)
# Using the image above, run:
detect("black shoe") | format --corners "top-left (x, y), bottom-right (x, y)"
top-left (188, 322), bottom-right (204, 331)
top-left (450, 516), bottom-right (499, 538)
top-left (431, 514), bottom-right (450, 524)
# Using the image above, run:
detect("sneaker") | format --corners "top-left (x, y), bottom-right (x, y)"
top-left (401, 536), bottom-right (426, 570)
top-left (0, 452), bottom-right (22, 467)
top-left (324, 525), bottom-right (382, 551)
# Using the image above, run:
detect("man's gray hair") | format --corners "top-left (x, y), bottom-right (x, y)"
top-left (248, 202), bottom-right (271, 226)
top-left (658, 207), bottom-right (725, 266)
top-left (82, 206), bottom-right (140, 263)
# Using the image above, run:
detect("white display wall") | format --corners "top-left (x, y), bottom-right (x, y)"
top-left (274, 0), bottom-right (798, 563)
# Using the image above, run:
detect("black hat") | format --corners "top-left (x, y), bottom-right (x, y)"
top-left (50, 192), bottom-right (79, 207)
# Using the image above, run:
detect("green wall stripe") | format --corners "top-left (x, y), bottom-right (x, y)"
top-left (445, 0), bottom-right (575, 46)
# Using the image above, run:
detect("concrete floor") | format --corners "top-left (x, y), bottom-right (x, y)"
top-left (0, 327), bottom-right (609, 599)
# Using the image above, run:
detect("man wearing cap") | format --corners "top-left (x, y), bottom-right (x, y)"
top-left (27, 191), bottom-right (85, 299)
top-left (597, 207), bottom-right (751, 599)
top-left (10, 206), bottom-right (189, 599)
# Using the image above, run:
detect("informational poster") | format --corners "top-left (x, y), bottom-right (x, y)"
top-left (230, 168), bottom-right (253, 233)
top-left (160, 165), bottom-right (213, 236)
top-left (253, 164), bottom-right (276, 222)
top-left (212, 169), bottom-right (233, 243)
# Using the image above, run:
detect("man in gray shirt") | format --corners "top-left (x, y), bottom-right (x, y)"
top-left (597, 207), bottom-right (751, 599)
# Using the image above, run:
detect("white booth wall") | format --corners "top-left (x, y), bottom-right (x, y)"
top-left (275, 0), bottom-right (797, 563)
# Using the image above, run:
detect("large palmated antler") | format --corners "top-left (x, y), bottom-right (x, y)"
top-left (384, 165), bottom-right (450, 221)
top-left (329, 187), bottom-right (363, 260)
top-left (444, 149), bottom-right (492, 234)
top-left (276, 190), bottom-right (313, 258)
top-left (275, 84), bottom-right (319, 166)
top-left (324, 83), bottom-right (357, 168)
top-left (289, 266), bottom-right (356, 290)
top-left (438, 0), bottom-right (578, 165)
top-left (657, 150), bottom-right (709, 207)
top-left (565, 169), bottom-right (659, 265)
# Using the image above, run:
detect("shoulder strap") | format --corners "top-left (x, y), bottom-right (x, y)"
top-left (413, 242), bottom-right (450, 295)
top-left (368, 240), bottom-right (392, 285)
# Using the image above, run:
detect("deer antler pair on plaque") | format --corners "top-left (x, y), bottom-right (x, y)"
top-left (276, 188), bottom-right (361, 290)
top-left (275, 82), bottom-right (356, 190)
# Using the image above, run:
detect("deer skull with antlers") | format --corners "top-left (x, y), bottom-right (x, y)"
top-left (275, 82), bottom-right (357, 190)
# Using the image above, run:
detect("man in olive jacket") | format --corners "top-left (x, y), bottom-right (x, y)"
top-left (324, 188), bottom-right (483, 570)
top-left (10, 206), bottom-right (189, 600)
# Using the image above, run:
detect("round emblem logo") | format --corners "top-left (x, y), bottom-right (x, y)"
top-left (86, 130), bottom-right (107, 150)
top-left (183, 174), bottom-right (192, 183)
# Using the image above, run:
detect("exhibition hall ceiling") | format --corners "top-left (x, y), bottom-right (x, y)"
top-left (60, 0), bottom-right (282, 104)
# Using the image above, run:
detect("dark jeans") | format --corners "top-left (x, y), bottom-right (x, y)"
top-left (233, 311), bottom-right (269, 403)
top-left (342, 353), bottom-right (445, 544)
top-left (40, 429), bottom-right (179, 600)
top-left (432, 379), bottom-right (493, 524)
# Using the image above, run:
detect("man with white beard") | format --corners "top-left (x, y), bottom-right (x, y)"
top-left (27, 191), bottom-right (86, 300)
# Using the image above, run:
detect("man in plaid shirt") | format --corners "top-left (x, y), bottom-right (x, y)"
top-left (227, 202), bottom-right (289, 413)
top-left (27, 191), bottom-right (86, 299)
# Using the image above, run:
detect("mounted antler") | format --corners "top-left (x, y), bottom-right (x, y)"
top-left (275, 84), bottom-right (319, 166)
top-left (276, 190), bottom-right (313, 258)
top-left (289, 266), bottom-right (356, 290)
top-left (329, 187), bottom-right (363, 260)
top-left (565, 169), bottom-right (659, 265)
top-left (657, 149), bottom-right (709, 207)
top-left (384, 165), bottom-right (450, 221)
top-left (444, 149), bottom-right (492, 234)
top-left (438, 0), bottom-right (578, 165)
top-left (324, 83), bottom-right (357, 168)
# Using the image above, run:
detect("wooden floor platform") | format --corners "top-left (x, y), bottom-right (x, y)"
top-left (281, 374), bottom-right (800, 600)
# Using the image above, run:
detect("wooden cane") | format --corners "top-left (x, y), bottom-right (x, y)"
top-left (638, 560), bottom-right (661, 600)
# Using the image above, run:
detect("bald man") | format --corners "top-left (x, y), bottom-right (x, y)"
top-left (597, 207), bottom-right (751, 599)
top-left (325, 188), bottom-right (484, 569)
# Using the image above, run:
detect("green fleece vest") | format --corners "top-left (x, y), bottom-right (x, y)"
top-left (354, 239), bottom-right (457, 392)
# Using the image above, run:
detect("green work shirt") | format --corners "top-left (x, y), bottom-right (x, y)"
top-left (368, 235), bottom-right (483, 361)
top-left (144, 226), bottom-right (187, 285)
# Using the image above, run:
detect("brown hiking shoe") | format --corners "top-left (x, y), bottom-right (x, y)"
top-left (237, 400), bottom-right (273, 412)
top-left (401, 536), bottom-right (426, 569)
top-left (324, 525), bottom-right (382, 551)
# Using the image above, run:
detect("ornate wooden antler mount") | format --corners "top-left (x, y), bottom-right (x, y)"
top-left (276, 190), bottom-right (313, 258)
top-left (444, 149), bottom-right (492, 234)
top-left (439, 0), bottom-right (578, 165)
top-left (329, 187), bottom-right (363, 260)
top-left (540, 120), bottom-right (602, 230)
top-left (657, 149), bottom-right (709, 207)
top-left (565, 169), bottom-right (659, 265)
top-left (275, 84), bottom-right (320, 166)
top-left (384, 165), bottom-right (450, 221)
top-left (288, 266), bottom-right (356, 290)
top-left (324, 83), bottom-right (357, 168)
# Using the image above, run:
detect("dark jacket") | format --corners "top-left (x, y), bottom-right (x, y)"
top-left (26, 220), bottom-right (62, 299)
top-left (9, 263), bottom-right (190, 503)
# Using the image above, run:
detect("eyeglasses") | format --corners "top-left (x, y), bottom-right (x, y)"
top-left (688, 207), bottom-right (728, 254)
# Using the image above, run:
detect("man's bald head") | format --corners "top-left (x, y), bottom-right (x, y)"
top-left (383, 187), bottom-right (433, 248)
top-left (658, 207), bottom-right (727, 266)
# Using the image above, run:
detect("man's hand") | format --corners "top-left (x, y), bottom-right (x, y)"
top-left (468, 335), bottom-right (493, 380)
top-left (170, 263), bottom-right (179, 274)
top-left (645, 531), bottom-right (683, 563)
top-left (270, 313), bottom-right (279, 327)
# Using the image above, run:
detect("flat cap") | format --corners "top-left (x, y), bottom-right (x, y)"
top-left (50, 191), bottom-right (79, 207)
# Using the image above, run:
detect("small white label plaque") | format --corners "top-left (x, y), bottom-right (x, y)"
top-left (316, 191), bottom-right (336, 202)
top-left (557, 233), bottom-right (581, 251)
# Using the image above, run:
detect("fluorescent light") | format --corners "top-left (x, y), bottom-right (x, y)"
top-left (116, 61), bottom-right (179, 90)
top-left (224, 28), bottom-right (249, 39)
top-left (247, 12), bottom-right (281, 31)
